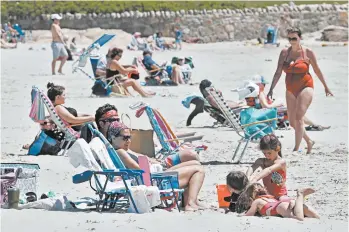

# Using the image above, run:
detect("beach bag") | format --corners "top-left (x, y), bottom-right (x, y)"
top-left (128, 185), bottom-right (161, 214)
top-left (129, 130), bottom-right (155, 158)
top-left (28, 130), bottom-right (61, 156)
top-left (91, 80), bottom-right (112, 96)
top-left (239, 108), bottom-right (277, 140)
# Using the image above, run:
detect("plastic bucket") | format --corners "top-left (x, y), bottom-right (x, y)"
top-left (216, 184), bottom-right (231, 208)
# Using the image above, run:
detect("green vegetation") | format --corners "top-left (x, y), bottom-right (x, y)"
top-left (1, 1), bottom-right (346, 19)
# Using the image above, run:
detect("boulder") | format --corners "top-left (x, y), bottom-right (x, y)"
top-left (320, 26), bottom-right (348, 42)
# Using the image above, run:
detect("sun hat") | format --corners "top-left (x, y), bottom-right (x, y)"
top-left (51, 14), bottom-right (62, 20)
top-left (232, 81), bottom-right (260, 100)
top-left (251, 74), bottom-right (269, 84)
top-left (134, 32), bottom-right (141, 37)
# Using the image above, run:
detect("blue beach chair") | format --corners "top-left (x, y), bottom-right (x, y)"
top-left (69, 139), bottom-right (141, 212)
top-left (87, 124), bottom-right (185, 211)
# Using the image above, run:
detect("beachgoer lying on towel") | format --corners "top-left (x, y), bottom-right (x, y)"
top-left (237, 183), bottom-right (319, 220)
top-left (250, 75), bottom-right (330, 131)
top-left (107, 48), bottom-right (155, 97)
top-left (47, 82), bottom-right (95, 127)
top-left (106, 119), bottom-right (206, 211)
top-left (127, 32), bottom-right (151, 51)
top-left (143, 50), bottom-right (183, 85)
top-left (95, 103), bottom-right (200, 165)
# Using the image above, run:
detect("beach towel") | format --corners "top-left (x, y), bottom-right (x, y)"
top-left (89, 137), bottom-right (114, 170)
top-left (240, 108), bottom-right (277, 139)
top-left (67, 139), bottom-right (101, 171)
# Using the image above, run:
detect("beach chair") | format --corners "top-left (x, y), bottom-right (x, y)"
top-left (206, 86), bottom-right (278, 163)
top-left (87, 124), bottom-right (184, 211)
top-left (12, 24), bottom-right (25, 42)
top-left (130, 102), bottom-right (207, 160)
top-left (68, 139), bottom-right (141, 212)
top-left (29, 86), bottom-right (87, 155)
top-left (72, 34), bottom-right (116, 81)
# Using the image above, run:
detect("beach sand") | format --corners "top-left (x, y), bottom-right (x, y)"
top-left (1, 38), bottom-right (348, 231)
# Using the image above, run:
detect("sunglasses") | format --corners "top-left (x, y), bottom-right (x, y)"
top-left (100, 117), bottom-right (120, 123)
top-left (288, 37), bottom-right (298, 41)
top-left (118, 135), bottom-right (131, 141)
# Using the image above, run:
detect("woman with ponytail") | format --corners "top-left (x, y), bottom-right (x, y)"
top-left (245, 134), bottom-right (288, 200)
top-left (47, 82), bottom-right (95, 130)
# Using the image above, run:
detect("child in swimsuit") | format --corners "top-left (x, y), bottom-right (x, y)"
top-left (240, 183), bottom-right (320, 221)
top-left (246, 134), bottom-right (288, 200)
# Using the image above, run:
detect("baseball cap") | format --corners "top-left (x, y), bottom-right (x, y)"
top-left (51, 14), bottom-right (62, 20)
top-left (251, 74), bottom-right (269, 84)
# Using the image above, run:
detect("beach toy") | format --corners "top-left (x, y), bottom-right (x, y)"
top-left (216, 184), bottom-right (231, 208)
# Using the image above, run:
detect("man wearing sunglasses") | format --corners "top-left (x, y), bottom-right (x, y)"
top-left (95, 103), bottom-right (120, 137)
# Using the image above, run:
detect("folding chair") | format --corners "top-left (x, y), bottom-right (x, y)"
top-left (72, 34), bottom-right (116, 81)
top-left (29, 86), bottom-right (90, 155)
top-left (68, 139), bottom-right (141, 212)
top-left (87, 124), bottom-right (184, 211)
top-left (130, 102), bottom-right (206, 160)
top-left (206, 86), bottom-right (278, 163)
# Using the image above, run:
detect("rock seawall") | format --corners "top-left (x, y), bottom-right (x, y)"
top-left (9, 3), bottom-right (348, 42)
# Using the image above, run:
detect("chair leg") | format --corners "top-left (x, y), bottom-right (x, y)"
top-left (237, 139), bottom-right (251, 163)
top-left (127, 190), bottom-right (139, 214)
top-left (232, 140), bottom-right (243, 162)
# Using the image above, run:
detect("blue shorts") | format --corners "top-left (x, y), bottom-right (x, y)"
top-left (175, 39), bottom-right (181, 44)
top-left (51, 42), bottom-right (68, 59)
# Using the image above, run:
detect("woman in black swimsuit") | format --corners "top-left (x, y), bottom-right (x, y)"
top-left (47, 82), bottom-right (95, 128)
top-left (107, 48), bottom-right (155, 97)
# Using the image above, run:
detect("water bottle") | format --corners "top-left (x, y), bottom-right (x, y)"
top-left (7, 187), bottom-right (20, 209)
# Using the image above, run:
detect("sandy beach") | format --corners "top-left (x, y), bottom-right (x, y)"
top-left (1, 36), bottom-right (348, 231)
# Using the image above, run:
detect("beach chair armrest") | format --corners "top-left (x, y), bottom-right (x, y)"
top-left (241, 118), bottom-right (278, 128)
top-left (72, 170), bottom-right (93, 184)
top-left (166, 135), bottom-right (203, 143)
top-left (176, 132), bottom-right (196, 138)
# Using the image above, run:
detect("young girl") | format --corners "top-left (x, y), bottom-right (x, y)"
top-left (246, 134), bottom-right (288, 200)
top-left (240, 183), bottom-right (320, 221)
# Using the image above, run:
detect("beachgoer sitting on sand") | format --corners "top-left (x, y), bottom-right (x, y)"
top-left (106, 119), bottom-right (205, 211)
top-left (250, 75), bottom-right (331, 132)
top-left (47, 82), bottom-right (95, 128)
top-left (155, 32), bottom-right (174, 50)
top-left (1, 38), bottom-right (17, 49)
top-left (238, 183), bottom-right (320, 220)
top-left (225, 171), bottom-right (249, 212)
top-left (246, 134), bottom-right (289, 200)
top-left (107, 47), bottom-right (155, 97)
top-left (95, 104), bottom-right (200, 166)
top-left (143, 50), bottom-right (184, 85)
top-left (127, 32), bottom-right (151, 51)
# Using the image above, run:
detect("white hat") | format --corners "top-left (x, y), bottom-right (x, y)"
top-left (51, 14), bottom-right (62, 20)
top-left (251, 74), bottom-right (269, 84)
top-left (178, 56), bottom-right (185, 60)
top-left (134, 32), bottom-right (141, 36)
top-left (233, 81), bottom-right (260, 100)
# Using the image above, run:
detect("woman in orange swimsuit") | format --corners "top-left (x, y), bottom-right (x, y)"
top-left (241, 183), bottom-right (320, 221)
top-left (267, 27), bottom-right (333, 154)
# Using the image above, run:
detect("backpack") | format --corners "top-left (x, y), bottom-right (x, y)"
top-left (91, 80), bottom-right (112, 96)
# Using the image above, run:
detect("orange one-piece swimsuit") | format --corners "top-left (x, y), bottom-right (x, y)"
top-left (283, 46), bottom-right (314, 97)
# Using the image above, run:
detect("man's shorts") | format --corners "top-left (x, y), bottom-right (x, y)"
top-left (51, 41), bottom-right (68, 59)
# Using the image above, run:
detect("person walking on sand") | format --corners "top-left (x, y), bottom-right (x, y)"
top-left (268, 27), bottom-right (333, 154)
top-left (51, 14), bottom-right (68, 75)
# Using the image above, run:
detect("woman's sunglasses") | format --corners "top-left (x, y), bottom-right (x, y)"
top-left (288, 37), bottom-right (298, 41)
top-left (118, 135), bottom-right (131, 141)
